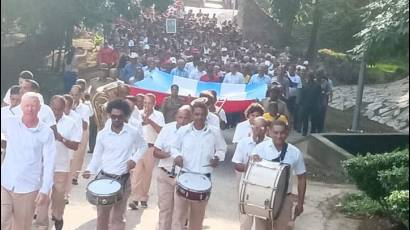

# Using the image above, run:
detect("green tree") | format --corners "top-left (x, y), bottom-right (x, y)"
top-left (349, 0), bottom-right (409, 63)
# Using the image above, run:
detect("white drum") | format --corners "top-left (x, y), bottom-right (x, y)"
top-left (176, 172), bottom-right (212, 201)
top-left (86, 178), bottom-right (122, 206)
top-left (239, 159), bottom-right (290, 220)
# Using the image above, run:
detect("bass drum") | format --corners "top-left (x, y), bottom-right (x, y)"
top-left (239, 159), bottom-right (290, 221)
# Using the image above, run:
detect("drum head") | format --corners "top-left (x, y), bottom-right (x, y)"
top-left (88, 179), bottom-right (121, 195)
top-left (272, 165), bottom-right (290, 219)
top-left (177, 173), bottom-right (211, 192)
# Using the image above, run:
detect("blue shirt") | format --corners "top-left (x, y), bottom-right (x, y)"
top-left (122, 63), bottom-right (140, 82)
top-left (170, 67), bottom-right (189, 78)
top-left (249, 74), bottom-right (271, 85)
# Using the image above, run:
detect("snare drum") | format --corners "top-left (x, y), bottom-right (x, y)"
top-left (239, 159), bottom-right (290, 221)
top-left (86, 178), bottom-right (122, 206)
top-left (176, 172), bottom-right (212, 201)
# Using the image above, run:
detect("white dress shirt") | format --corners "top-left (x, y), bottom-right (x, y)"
top-left (252, 141), bottom-right (306, 193)
top-left (66, 110), bottom-right (83, 159)
top-left (73, 102), bottom-right (92, 124)
top-left (1, 117), bottom-right (56, 194)
top-left (55, 115), bottom-right (82, 172)
top-left (171, 124), bottom-right (227, 174)
top-left (207, 112), bottom-right (221, 129)
top-left (188, 68), bottom-right (206, 80)
top-left (1, 105), bottom-right (19, 119)
top-left (14, 104), bottom-right (56, 127)
top-left (87, 123), bottom-right (148, 176)
top-left (232, 136), bottom-right (271, 165)
top-left (232, 120), bottom-right (252, 144)
top-left (154, 122), bottom-right (179, 171)
top-left (142, 110), bottom-right (165, 144)
top-left (223, 72), bottom-right (245, 84)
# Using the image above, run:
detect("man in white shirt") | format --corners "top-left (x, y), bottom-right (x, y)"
top-left (129, 93), bottom-right (165, 209)
top-left (251, 120), bottom-right (307, 229)
top-left (13, 80), bottom-right (57, 134)
top-left (223, 62), bottom-right (245, 84)
top-left (83, 99), bottom-right (147, 230)
top-left (232, 103), bottom-right (265, 143)
top-left (188, 61), bottom-right (206, 80)
top-left (232, 117), bottom-right (270, 230)
top-left (2, 70), bottom-right (33, 106)
top-left (70, 85), bottom-right (92, 185)
top-left (153, 105), bottom-right (192, 230)
top-left (62, 94), bottom-right (84, 203)
top-left (1, 92), bottom-right (56, 230)
top-left (171, 101), bottom-right (227, 230)
top-left (34, 95), bottom-right (82, 230)
top-left (1, 85), bottom-right (21, 119)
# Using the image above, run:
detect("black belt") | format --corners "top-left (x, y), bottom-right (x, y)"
top-left (160, 167), bottom-right (172, 174)
top-left (100, 171), bottom-right (130, 181)
top-left (148, 143), bottom-right (154, 148)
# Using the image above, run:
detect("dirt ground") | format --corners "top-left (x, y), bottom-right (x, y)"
top-left (48, 129), bottom-right (365, 230)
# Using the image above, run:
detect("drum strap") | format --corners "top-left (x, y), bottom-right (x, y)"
top-left (272, 143), bottom-right (288, 163)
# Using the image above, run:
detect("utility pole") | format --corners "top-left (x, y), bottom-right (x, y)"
top-left (351, 54), bottom-right (367, 132)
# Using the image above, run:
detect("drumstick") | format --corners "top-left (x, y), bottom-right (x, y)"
top-left (76, 171), bottom-right (95, 174)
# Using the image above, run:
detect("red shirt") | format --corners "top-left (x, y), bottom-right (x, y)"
top-left (200, 74), bottom-right (221, 82)
top-left (98, 47), bottom-right (118, 66)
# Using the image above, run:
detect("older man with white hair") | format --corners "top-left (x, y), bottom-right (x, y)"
top-left (1, 92), bottom-right (56, 230)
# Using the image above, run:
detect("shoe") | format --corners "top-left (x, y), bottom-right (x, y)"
top-left (128, 201), bottom-right (139, 210)
top-left (52, 215), bottom-right (56, 221)
top-left (65, 198), bottom-right (69, 204)
top-left (33, 214), bottom-right (37, 220)
top-left (140, 201), bottom-right (148, 208)
top-left (72, 178), bottom-right (78, 185)
top-left (54, 219), bottom-right (63, 230)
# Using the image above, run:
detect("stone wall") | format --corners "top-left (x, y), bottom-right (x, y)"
top-left (237, 0), bottom-right (282, 46)
top-left (329, 76), bottom-right (409, 132)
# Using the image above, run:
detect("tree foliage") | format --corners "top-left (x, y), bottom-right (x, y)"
top-left (349, 0), bottom-right (409, 62)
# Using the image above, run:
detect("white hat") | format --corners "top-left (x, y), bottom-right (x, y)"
top-left (221, 47), bottom-right (228, 52)
top-left (144, 44), bottom-right (150, 50)
top-left (170, 57), bottom-right (177, 64)
top-left (129, 52), bottom-right (139, 59)
top-left (303, 60), bottom-right (309, 65)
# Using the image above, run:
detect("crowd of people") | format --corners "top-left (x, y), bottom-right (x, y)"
top-left (92, 6), bottom-right (333, 135)
top-left (0, 5), bottom-right (335, 230)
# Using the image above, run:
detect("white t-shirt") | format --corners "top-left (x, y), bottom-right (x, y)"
top-left (232, 137), bottom-right (271, 165)
top-left (142, 110), bottom-right (165, 144)
top-left (252, 142), bottom-right (306, 193)
top-left (54, 115), bottom-right (82, 172)
top-left (223, 72), bottom-right (245, 84)
top-left (154, 122), bottom-right (179, 172)
top-left (232, 120), bottom-right (252, 144)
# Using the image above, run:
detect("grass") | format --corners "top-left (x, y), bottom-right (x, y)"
top-left (340, 193), bottom-right (384, 217)
top-left (367, 58), bottom-right (409, 75)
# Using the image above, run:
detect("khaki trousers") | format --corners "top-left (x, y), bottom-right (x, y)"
top-left (236, 171), bottom-right (254, 230)
top-left (171, 192), bottom-right (208, 230)
top-left (1, 186), bottom-right (38, 230)
top-left (34, 172), bottom-right (69, 229)
top-left (157, 169), bottom-right (176, 230)
top-left (96, 178), bottom-right (131, 230)
top-left (66, 128), bottom-right (89, 197)
top-left (71, 128), bottom-right (89, 179)
top-left (131, 147), bottom-right (155, 202)
top-left (254, 195), bottom-right (296, 230)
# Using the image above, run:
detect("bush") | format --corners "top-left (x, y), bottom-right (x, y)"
top-left (386, 190), bottom-right (409, 228)
top-left (379, 166), bottom-right (409, 193)
top-left (340, 193), bottom-right (384, 217)
top-left (342, 148), bottom-right (409, 203)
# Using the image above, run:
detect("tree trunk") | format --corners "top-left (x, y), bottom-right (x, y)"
top-left (306, 0), bottom-right (322, 63)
